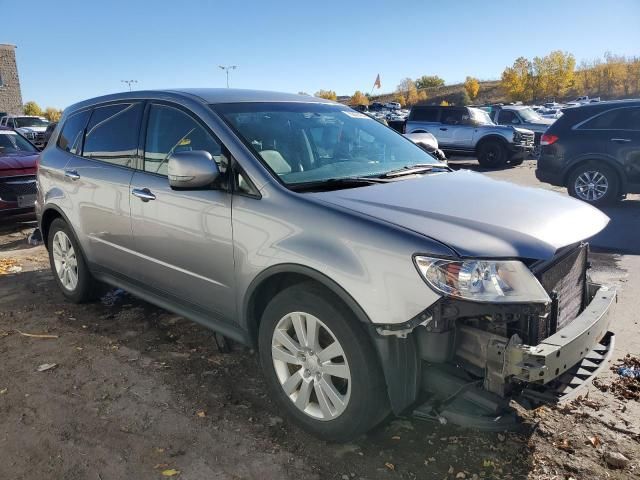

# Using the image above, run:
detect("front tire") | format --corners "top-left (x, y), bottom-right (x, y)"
top-left (567, 162), bottom-right (620, 206)
top-left (258, 283), bottom-right (389, 442)
top-left (477, 140), bottom-right (508, 168)
top-left (47, 218), bottom-right (99, 303)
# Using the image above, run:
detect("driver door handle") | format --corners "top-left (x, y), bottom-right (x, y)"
top-left (64, 170), bottom-right (80, 180)
top-left (610, 138), bottom-right (631, 143)
top-left (439, 127), bottom-right (448, 131)
top-left (132, 188), bottom-right (156, 202)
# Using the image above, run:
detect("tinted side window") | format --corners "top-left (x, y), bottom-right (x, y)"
top-left (83, 103), bottom-right (142, 167)
top-left (580, 107), bottom-right (640, 130)
top-left (144, 104), bottom-right (224, 176)
top-left (441, 109), bottom-right (466, 125)
top-left (498, 110), bottom-right (518, 124)
top-left (411, 107), bottom-right (439, 122)
top-left (57, 110), bottom-right (91, 155)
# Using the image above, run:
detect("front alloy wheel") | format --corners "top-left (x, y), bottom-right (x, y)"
top-left (271, 312), bottom-right (351, 420)
top-left (258, 283), bottom-right (389, 442)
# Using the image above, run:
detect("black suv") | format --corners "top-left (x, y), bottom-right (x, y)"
top-left (536, 100), bottom-right (640, 205)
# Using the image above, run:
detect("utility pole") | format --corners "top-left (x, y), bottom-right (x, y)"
top-left (121, 79), bottom-right (138, 91)
top-left (218, 65), bottom-right (237, 88)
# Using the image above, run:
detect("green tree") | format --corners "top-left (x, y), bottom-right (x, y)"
top-left (350, 90), bottom-right (369, 106)
top-left (415, 75), bottom-right (445, 89)
top-left (44, 107), bottom-right (63, 122)
top-left (397, 78), bottom-right (422, 106)
top-left (314, 89), bottom-right (337, 101)
top-left (23, 101), bottom-right (43, 116)
top-left (394, 92), bottom-right (406, 107)
top-left (464, 76), bottom-right (480, 100)
top-left (450, 90), bottom-right (471, 106)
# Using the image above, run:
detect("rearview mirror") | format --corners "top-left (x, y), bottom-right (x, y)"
top-left (168, 150), bottom-right (219, 189)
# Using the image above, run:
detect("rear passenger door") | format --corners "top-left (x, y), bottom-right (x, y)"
top-left (62, 102), bottom-right (142, 276)
top-left (605, 107), bottom-right (640, 185)
top-left (128, 103), bottom-right (236, 322)
top-left (578, 106), bottom-right (640, 185)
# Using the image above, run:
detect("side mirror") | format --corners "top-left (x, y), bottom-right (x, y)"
top-left (168, 150), bottom-right (219, 189)
top-left (511, 118), bottom-right (520, 124)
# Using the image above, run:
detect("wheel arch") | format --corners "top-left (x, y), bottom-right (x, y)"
top-left (40, 205), bottom-right (72, 250)
top-left (475, 134), bottom-right (510, 153)
top-left (243, 264), bottom-right (371, 348)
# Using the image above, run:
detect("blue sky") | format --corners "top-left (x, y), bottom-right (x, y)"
top-left (2, 0), bottom-right (639, 109)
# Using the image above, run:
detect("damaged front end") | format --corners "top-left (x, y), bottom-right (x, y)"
top-left (374, 244), bottom-right (616, 428)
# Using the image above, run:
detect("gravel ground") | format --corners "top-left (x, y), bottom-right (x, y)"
top-left (0, 159), bottom-right (639, 480)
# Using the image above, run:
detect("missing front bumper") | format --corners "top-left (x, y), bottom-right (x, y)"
top-left (504, 284), bottom-right (615, 386)
top-left (455, 283), bottom-right (616, 397)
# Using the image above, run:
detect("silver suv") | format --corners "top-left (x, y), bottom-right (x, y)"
top-left (405, 105), bottom-right (535, 167)
top-left (37, 89), bottom-right (615, 441)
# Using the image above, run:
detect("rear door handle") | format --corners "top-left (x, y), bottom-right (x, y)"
top-left (64, 169), bottom-right (80, 180)
top-left (610, 138), bottom-right (631, 143)
top-left (132, 188), bottom-right (156, 202)
top-left (439, 127), bottom-right (448, 131)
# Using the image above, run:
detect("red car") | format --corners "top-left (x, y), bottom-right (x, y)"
top-left (0, 127), bottom-right (39, 216)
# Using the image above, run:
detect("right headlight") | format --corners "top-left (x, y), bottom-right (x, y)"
top-left (414, 256), bottom-right (550, 304)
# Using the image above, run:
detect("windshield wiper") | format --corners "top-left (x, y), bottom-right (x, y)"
top-left (290, 176), bottom-right (388, 192)
top-left (380, 164), bottom-right (449, 178)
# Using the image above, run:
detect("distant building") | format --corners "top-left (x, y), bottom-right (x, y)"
top-left (0, 44), bottom-right (23, 116)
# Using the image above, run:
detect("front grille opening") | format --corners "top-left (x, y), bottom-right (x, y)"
top-left (537, 244), bottom-right (588, 330)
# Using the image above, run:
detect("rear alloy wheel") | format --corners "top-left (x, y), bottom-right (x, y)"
top-left (47, 218), bottom-right (100, 303)
top-left (258, 283), bottom-right (389, 442)
top-left (567, 163), bottom-right (620, 206)
top-left (477, 140), bottom-right (507, 168)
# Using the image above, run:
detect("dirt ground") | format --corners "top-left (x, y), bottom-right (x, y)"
top-left (1, 159), bottom-right (639, 480)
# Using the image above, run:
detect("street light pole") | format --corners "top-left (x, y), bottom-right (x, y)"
top-left (121, 79), bottom-right (138, 91)
top-left (218, 65), bottom-right (237, 88)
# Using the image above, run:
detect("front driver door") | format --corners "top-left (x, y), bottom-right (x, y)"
top-left (129, 103), bottom-right (236, 323)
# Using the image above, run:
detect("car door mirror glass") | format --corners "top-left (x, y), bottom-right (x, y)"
top-left (168, 150), bottom-right (220, 189)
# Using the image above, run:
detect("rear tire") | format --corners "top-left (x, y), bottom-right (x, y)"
top-left (477, 140), bottom-right (508, 168)
top-left (567, 162), bottom-right (620, 206)
top-left (47, 218), bottom-right (99, 303)
top-left (258, 282), bottom-right (389, 442)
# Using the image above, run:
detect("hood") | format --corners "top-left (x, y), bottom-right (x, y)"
top-left (309, 170), bottom-right (609, 260)
top-left (0, 152), bottom-right (39, 171)
top-left (529, 117), bottom-right (555, 125)
top-left (16, 126), bottom-right (47, 133)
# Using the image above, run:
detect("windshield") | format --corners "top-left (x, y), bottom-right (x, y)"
top-left (214, 102), bottom-right (440, 186)
top-left (469, 108), bottom-right (494, 125)
top-left (518, 108), bottom-right (542, 122)
top-left (0, 132), bottom-right (38, 153)
top-left (14, 117), bottom-right (49, 128)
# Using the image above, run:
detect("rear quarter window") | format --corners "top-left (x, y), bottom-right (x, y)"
top-left (409, 107), bottom-right (439, 122)
top-left (83, 103), bottom-right (143, 167)
top-left (57, 110), bottom-right (91, 155)
top-left (578, 107), bottom-right (640, 130)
